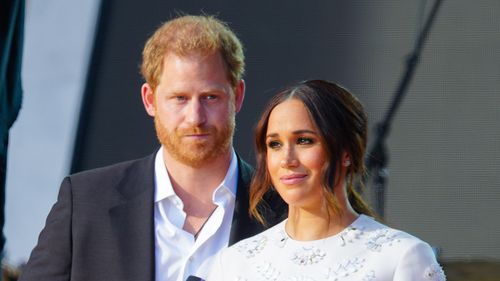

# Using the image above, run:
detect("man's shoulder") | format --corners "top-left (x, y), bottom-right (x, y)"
top-left (235, 154), bottom-right (255, 189)
top-left (236, 154), bottom-right (254, 174)
top-left (68, 153), bottom-right (156, 185)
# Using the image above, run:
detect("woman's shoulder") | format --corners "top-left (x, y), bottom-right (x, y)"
top-left (355, 214), bottom-right (432, 249)
top-left (354, 215), bottom-right (445, 280)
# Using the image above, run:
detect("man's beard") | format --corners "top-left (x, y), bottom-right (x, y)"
top-left (154, 115), bottom-right (235, 168)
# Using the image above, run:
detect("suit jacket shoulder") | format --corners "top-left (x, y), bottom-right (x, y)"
top-left (20, 154), bottom-right (156, 281)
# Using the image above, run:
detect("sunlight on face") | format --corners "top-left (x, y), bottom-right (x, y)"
top-left (153, 52), bottom-right (236, 167)
top-left (266, 99), bottom-right (327, 209)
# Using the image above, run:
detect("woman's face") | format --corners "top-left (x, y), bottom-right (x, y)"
top-left (265, 99), bottom-right (327, 209)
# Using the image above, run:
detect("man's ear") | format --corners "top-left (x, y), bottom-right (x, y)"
top-left (141, 83), bottom-right (156, 117)
top-left (234, 79), bottom-right (245, 113)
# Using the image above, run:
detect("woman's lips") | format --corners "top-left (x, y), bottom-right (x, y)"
top-left (280, 174), bottom-right (307, 185)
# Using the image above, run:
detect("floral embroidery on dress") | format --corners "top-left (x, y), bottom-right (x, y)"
top-left (237, 235), bottom-right (268, 258)
top-left (256, 261), bottom-right (281, 280)
top-left (339, 226), bottom-right (365, 247)
top-left (224, 216), bottom-right (445, 281)
top-left (285, 275), bottom-right (317, 281)
top-left (291, 246), bottom-right (327, 266)
top-left (362, 270), bottom-right (376, 281)
top-left (325, 257), bottom-right (366, 280)
top-left (423, 262), bottom-right (446, 281)
top-left (365, 229), bottom-right (400, 252)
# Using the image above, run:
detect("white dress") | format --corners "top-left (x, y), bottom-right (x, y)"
top-left (207, 215), bottom-right (445, 281)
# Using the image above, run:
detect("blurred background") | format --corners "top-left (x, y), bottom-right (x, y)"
top-left (2, 0), bottom-right (499, 280)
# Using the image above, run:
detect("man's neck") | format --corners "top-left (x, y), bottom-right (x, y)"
top-left (162, 148), bottom-right (233, 203)
top-left (161, 147), bottom-right (234, 236)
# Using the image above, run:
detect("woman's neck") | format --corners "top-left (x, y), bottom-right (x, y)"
top-left (285, 205), bottom-right (359, 241)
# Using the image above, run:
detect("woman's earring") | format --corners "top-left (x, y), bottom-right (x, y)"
top-left (343, 160), bottom-right (351, 167)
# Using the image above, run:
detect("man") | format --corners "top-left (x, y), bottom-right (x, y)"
top-left (19, 15), bottom-right (284, 281)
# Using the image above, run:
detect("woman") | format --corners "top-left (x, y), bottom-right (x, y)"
top-left (208, 80), bottom-right (445, 280)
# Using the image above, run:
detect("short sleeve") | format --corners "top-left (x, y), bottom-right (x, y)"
top-left (393, 241), bottom-right (446, 281)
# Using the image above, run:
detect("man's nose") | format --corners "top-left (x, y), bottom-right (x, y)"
top-left (185, 99), bottom-right (207, 126)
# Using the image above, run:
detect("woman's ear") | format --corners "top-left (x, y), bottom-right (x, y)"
top-left (342, 151), bottom-right (351, 167)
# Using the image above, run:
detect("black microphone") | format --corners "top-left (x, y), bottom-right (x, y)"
top-left (186, 276), bottom-right (205, 281)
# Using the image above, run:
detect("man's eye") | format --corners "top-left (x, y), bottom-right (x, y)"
top-left (267, 141), bottom-right (281, 149)
top-left (205, 95), bottom-right (217, 100)
top-left (297, 137), bottom-right (314, 145)
top-left (174, 96), bottom-right (186, 101)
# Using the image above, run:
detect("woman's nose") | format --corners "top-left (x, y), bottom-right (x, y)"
top-left (280, 150), bottom-right (299, 168)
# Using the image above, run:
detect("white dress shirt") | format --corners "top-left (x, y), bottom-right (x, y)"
top-left (154, 147), bottom-right (238, 281)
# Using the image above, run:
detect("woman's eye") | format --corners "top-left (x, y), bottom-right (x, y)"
top-left (297, 137), bottom-right (314, 145)
top-left (267, 141), bottom-right (281, 149)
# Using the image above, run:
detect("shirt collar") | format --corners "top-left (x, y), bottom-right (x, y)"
top-left (215, 148), bottom-right (238, 199)
top-left (154, 147), bottom-right (176, 203)
top-left (153, 147), bottom-right (238, 203)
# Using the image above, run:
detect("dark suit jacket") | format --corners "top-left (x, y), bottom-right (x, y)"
top-left (19, 153), bottom-right (285, 281)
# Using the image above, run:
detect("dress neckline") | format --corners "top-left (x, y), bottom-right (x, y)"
top-left (279, 214), bottom-right (369, 244)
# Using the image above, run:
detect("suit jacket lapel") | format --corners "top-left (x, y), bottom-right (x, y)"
top-left (103, 152), bottom-right (283, 280)
top-left (229, 156), bottom-right (272, 245)
top-left (229, 155), bottom-right (287, 246)
top-left (108, 153), bottom-right (156, 281)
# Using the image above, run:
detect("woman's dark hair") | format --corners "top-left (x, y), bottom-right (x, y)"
top-left (250, 80), bottom-right (374, 224)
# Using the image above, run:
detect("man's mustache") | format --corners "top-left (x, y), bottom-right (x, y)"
top-left (177, 126), bottom-right (214, 135)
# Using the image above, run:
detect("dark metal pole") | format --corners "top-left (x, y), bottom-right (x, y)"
top-left (366, 0), bottom-right (444, 218)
